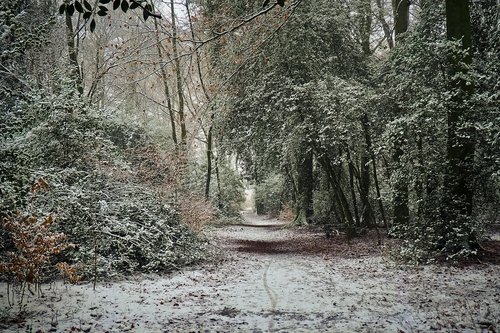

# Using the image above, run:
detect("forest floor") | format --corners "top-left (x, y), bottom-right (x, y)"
top-left (1, 211), bottom-right (499, 333)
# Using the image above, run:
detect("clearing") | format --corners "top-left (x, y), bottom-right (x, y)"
top-left (1, 212), bottom-right (499, 332)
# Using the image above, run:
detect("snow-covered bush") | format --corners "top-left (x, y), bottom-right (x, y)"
top-left (1, 78), bottom-right (207, 279)
top-left (23, 169), bottom-right (207, 277)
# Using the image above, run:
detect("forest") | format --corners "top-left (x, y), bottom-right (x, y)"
top-left (0, 0), bottom-right (499, 332)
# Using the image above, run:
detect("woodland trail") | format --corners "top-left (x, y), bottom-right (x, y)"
top-left (1, 212), bottom-right (499, 332)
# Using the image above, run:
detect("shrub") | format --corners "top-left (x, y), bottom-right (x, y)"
top-left (0, 212), bottom-right (77, 310)
top-left (24, 170), bottom-right (207, 277)
top-left (391, 204), bottom-right (480, 263)
top-left (179, 192), bottom-right (217, 232)
top-left (1, 80), bottom-right (208, 279)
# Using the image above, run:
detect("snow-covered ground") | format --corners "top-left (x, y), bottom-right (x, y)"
top-left (1, 212), bottom-right (499, 332)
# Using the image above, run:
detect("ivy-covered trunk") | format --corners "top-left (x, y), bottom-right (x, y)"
top-left (443, 0), bottom-right (475, 229)
top-left (295, 142), bottom-right (314, 225)
top-left (391, 0), bottom-right (410, 226)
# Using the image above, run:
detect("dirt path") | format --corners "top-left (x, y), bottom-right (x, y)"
top-left (1, 212), bottom-right (499, 332)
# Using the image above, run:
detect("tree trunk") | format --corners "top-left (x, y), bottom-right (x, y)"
top-left (392, 0), bottom-right (409, 37)
top-left (170, 0), bottom-right (187, 147)
top-left (391, 0), bottom-right (410, 226)
top-left (356, 2), bottom-right (380, 228)
top-left (295, 143), bottom-right (314, 224)
top-left (393, 133), bottom-right (409, 225)
top-left (205, 119), bottom-right (215, 199)
top-left (316, 153), bottom-right (356, 237)
top-left (444, 0), bottom-right (475, 219)
top-left (153, 18), bottom-right (178, 145)
top-left (376, 0), bottom-right (394, 49)
top-left (185, 2), bottom-right (217, 199)
top-left (358, 0), bottom-right (372, 54)
top-left (65, 11), bottom-right (82, 95)
top-left (359, 115), bottom-right (375, 227)
top-left (347, 149), bottom-right (360, 227)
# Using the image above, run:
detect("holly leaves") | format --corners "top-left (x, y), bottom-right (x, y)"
top-left (58, 0), bottom-right (161, 33)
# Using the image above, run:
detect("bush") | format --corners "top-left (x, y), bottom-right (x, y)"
top-left (23, 168), bottom-right (207, 278)
top-left (391, 204), bottom-right (480, 263)
top-left (1, 80), bottom-right (208, 279)
top-left (0, 211), bottom-right (77, 311)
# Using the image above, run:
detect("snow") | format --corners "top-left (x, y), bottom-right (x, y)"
top-left (1, 212), bottom-right (499, 332)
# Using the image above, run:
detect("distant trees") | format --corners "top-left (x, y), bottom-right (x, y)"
top-left (200, 0), bottom-right (499, 260)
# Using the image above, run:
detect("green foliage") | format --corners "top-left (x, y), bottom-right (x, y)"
top-left (254, 173), bottom-right (285, 217)
top-left (184, 158), bottom-right (244, 217)
top-left (25, 169), bottom-right (205, 276)
top-left (210, 0), bottom-right (497, 262)
top-left (217, 164), bottom-right (245, 216)
top-left (393, 214), bottom-right (480, 264)
top-left (379, 2), bottom-right (499, 261)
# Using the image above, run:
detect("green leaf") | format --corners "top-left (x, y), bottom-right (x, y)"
top-left (113, 0), bottom-right (121, 10)
top-left (58, 3), bottom-right (66, 14)
top-left (143, 8), bottom-right (149, 20)
top-left (130, 0), bottom-right (139, 9)
top-left (97, 10), bottom-right (107, 16)
top-left (90, 18), bottom-right (96, 32)
top-left (98, 5), bottom-right (108, 11)
top-left (83, 0), bottom-right (93, 11)
top-left (99, 0), bottom-right (111, 3)
top-left (74, 1), bottom-right (84, 13)
top-left (67, 3), bottom-right (75, 16)
top-left (121, 0), bottom-right (129, 12)
top-left (83, 11), bottom-right (92, 19)
top-left (277, 0), bottom-right (285, 6)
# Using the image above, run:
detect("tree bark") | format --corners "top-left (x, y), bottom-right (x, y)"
top-left (357, 2), bottom-right (381, 228)
top-left (358, 0), bottom-right (372, 54)
top-left (347, 149), bottom-right (360, 227)
top-left (185, 2), bottom-right (217, 199)
top-left (318, 155), bottom-right (356, 238)
top-left (392, 132), bottom-right (409, 225)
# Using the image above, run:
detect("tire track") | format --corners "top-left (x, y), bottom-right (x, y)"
top-left (263, 260), bottom-right (278, 331)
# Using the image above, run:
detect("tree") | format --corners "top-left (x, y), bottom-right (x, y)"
top-left (391, 0), bottom-right (410, 227)
top-left (443, 0), bottom-right (474, 218)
